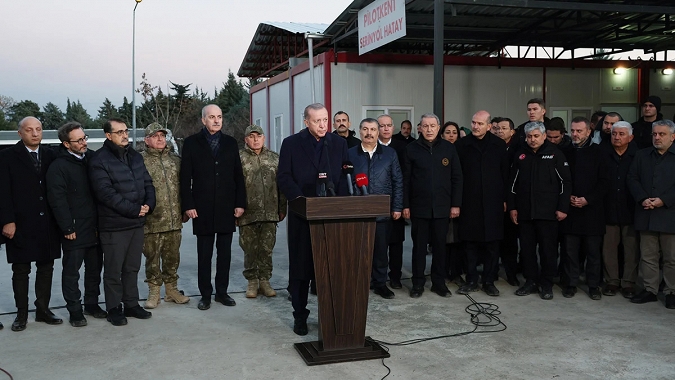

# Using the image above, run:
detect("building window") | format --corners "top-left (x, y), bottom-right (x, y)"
top-left (274, 115), bottom-right (283, 153)
top-left (362, 106), bottom-right (415, 137)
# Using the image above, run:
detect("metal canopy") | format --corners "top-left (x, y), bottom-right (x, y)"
top-left (238, 0), bottom-right (675, 78)
top-left (237, 22), bottom-right (328, 78)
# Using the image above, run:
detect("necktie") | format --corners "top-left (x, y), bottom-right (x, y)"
top-left (30, 151), bottom-right (40, 172)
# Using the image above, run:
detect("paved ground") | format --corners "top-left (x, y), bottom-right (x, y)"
top-left (0, 221), bottom-right (673, 380)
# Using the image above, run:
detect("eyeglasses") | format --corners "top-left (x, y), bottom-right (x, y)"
top-left (68, 135), bottom-right (89, 144)
top-left (109, 129), bottom-right (129, 136)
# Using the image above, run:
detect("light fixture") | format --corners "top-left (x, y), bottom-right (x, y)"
top-left (613, 67), bottom-right (626, 75)
top-left (663, 68), bottom-right (674, 75)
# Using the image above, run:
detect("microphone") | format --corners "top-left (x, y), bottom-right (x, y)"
top-left (342, 161), bottom-right (355, 195)
top-left (323, 140), bottom-right (334, 192)
top-left (318, 172), bottom-right (328, 197)
top-left (327, 181), bottom-right (336, 197)
top-left (355, 173), bottom-right (369, 195)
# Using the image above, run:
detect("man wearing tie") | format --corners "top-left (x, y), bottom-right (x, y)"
top-left (0, 116), bottom-right (62, 331)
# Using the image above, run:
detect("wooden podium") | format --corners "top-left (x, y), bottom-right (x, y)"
top-left (289, 195), bottom-right (391, 365)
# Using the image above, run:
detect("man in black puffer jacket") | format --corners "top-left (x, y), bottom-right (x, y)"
top-left (89, 118), bottom-right (156, 326)
top-left (47, 122), bottom-right (106, 327)
top-left (348, 118), bottom-right (403, 299)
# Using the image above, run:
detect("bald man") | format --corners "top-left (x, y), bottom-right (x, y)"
top-left (454, 111), bottom-right (509, 296)
top-left (0, 117), bottom-right (62, 331)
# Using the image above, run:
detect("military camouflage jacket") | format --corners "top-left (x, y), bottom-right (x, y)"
top-left (140, 147), bottom-right (182, 233)
top-left (238, 146), bottom-right (287, 226)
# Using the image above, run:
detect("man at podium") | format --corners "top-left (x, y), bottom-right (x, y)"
top-left (277, 103), bottom-right (349, 336)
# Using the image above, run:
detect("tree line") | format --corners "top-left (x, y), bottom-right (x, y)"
top-left (0, 71), bottom-right (260, 148)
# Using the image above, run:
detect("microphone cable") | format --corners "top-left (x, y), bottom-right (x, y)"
top-left (366, 293), bottom-right (507, 380)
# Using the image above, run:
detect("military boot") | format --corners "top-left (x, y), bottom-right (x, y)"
top-left (144, 284), bottom-right (161, 309)
top-left (259, 280), bottom-right (277, 297)
top-left (246, 279), bottom-right (259, 298)
top-left (165, 282), bottom-right (189, 304)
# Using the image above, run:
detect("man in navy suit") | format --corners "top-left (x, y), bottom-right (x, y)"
top-left (277, 103), bottom-right (349, 336)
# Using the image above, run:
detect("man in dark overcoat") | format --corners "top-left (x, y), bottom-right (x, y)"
top-left (47, 122), bottom-right (106, 327)
top-left (559, 117), bottom-right (609, 300)
top-left (277, 103), bottom-right (349, 336)
top-left (180, 104), bottom-right (246, 311)
top-left (455, 111), bottom-right (508, 297)
top-left (0, 116), bottom-right (62, 331)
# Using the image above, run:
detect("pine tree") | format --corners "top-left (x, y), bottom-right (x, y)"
top-left (42, 102), bottom-right (65, 130)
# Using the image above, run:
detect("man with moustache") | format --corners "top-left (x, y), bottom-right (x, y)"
top-left (0, 116), bottom-right (62, 331)
top-left (47, 122), bottom-right (106, 327)
top-left (89, 118), bottom-right (155, 326)
top-left (393, 120), bottom-right (416, 144)
top-left (332, 111), bottom-right (361, 148)
top-left (238, 124), bottom-right (287, 299)
top-left (508, 121), bottom-right (572, 300)
top-left (376, 114), bottom-right (407, 289)
top-left (590, 111), bottom-right (608, 145)
top-left (627, 119), bottom-right (675, 309)
top-left (140, 123), bottom-right (190, 309)
top-left (403, 113), bottom-right (463, 298)
top-left (277, 103), bottom-right (349, 335)
top-left (348, 118), bottom-right (403, 299)
top-left (570, 117), bottom-right (594, 149)
top-left (596, 112), bottom-right (623, 146)
top-left (455, 111), bottom-right (508, 296)
top-left (181, 104), bottom-right (246, 311)
top-left (601, 121), bottom-right (639, 298)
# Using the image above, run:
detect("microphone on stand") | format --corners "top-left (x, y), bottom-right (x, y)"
top-left (318, 172), bottom-right (328, 197)
top-left (326, 181), bottom-right (336, 197)
top-left (355, 173), bottom-right (369, 195)
top-left (342, 161), bottom-right (355, 195)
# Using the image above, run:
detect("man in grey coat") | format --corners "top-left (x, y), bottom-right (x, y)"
top-left (627, 119), bottom-right (675, 309)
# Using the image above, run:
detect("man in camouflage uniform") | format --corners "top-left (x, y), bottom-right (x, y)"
top-left (140, 123), bottom-right (189, 308)
top-left (239, 125), bottom-right (287, 298)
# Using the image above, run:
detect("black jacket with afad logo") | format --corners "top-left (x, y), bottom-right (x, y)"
top-left (507, 140), bottom-right (572, 221)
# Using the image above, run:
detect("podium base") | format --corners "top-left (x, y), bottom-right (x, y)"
top-left (294, 337), bottom-right (390, 366)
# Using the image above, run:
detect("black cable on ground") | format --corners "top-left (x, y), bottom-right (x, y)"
top-left (366, 293), bottom-right (507, 380)
top-left (0, 366), bottom-right (13, 380)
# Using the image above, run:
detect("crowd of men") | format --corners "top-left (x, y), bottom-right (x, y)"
top-left (0, 96), bottom-right (673, 336)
